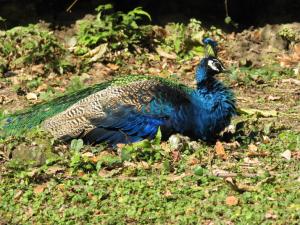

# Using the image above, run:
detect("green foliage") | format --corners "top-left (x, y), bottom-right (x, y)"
top-left (229, 65), bottom-right (295, 86)
top-left (278, 27), bottom-right (297, 42)
top-left (66, 76), bottom-right (86, 93)
top-left (121, 128), bottom-right (164, 163)
top-left (159, 19), bottom-right (223, 59)
top-left (0, 24), bottom-right (68, 73)
top-left (75, 4), bottom-right (151, 54)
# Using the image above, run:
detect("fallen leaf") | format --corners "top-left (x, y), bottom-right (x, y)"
top-left (212, 169), bottom-right (237, 177)
top-left (160, 142), bottom-right (171, 153)
top-left (26, 92), bottom-right (38, 100)
top-left (292, 151), bottom-right (300, 160)
top-left (215, 141), bottom-right (228, 160)
top-left (248, 144), bottom-right (258, 152)
top-left (247, 151), bottom-right (269, 157)
top-left (117, 143), bottom-right (125, 149)
top-left (171, 150), bottom-right (181, 162)
top-left (46, 166), bottom-right (65, 175)
top-left (34, 184), bottom-right (46, 195)
top-left (85, 43), bottom-right (108, 63)
top-left (243, 157), bottom-right (260, 165)
top-left (164, 189), bottom-right (172, 197)
top-left (262, 136), bottom-right (270, 144)
top-left (31, 64), bottom-right (44, 74)
top-left (82, 152), bottom-right (94, 157)
top-left (226, 195), bottom-right (239, 206)
top-left (36, 83), bottom-right (48, 92)
top-left (239, 108), bottom-right (278, 117)
top-left (57, 184), bottom-right (65, 191)
top-left (225, 177), bottom-right (257, 192)
top-left (265, 211), bottom-right (277, 219)
top-left (223, 141), bottom-right (240, 149)
top-left (280, 150), bottom-right (291, 160)
top-left (107, 63), bottom-right (119, 70)
top-left (282, 78), bottom-right (300, 86)
top-left (156, 47), bottom-right (177, 59)
top-left (14, 190), bottom-right (23, 200)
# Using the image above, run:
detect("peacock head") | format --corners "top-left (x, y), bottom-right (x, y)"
top-left (196, 56), bottom-right (226, 83)
top-left (202, 37), bottom-right (218, 57)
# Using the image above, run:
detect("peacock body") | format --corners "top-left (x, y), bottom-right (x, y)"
top-left (2, 56), bottom-right (236, 145)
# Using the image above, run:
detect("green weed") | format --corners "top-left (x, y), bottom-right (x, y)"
top-left (0, 24), bottom-right (70, 74)
top-left (75, 4), bottom-right (151, 55)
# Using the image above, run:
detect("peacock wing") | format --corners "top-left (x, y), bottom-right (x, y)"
top-left (43, 79), bottom-right (190, 144)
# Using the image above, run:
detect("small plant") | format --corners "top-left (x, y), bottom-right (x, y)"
top-left (120, 128), bottom-right (165, 163)
top-left (75, 4), bottom-right (151, 55)
top-left (278, 27), bottom-right (297, 42)
top-left (159, 19), bottom-right (223, 59)
top-left (0, 24), bottom-right (70, 73)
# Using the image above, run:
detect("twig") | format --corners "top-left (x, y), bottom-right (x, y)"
top-left (224, 0), bottom-right (229, 17)
top-left (66, 0), bottom-right (79, 12)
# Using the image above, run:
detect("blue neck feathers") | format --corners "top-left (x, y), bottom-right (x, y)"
top-left (188, 59), bottom-right (236, 141)
top-left (195, 60), bottom-right (209, 84)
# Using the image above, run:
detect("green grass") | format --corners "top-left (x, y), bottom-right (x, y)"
top-left (1, 125), bottom-right (299, 224)
top-left (1, 4), bottom-right (300, 224)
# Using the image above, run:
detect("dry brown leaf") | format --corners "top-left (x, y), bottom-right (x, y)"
top-left (14, 190), bottom-right (23, 200)
top-left (31, 64), bottom-right (45, 74)
top-left (247, 151), bottom-right (269, 157)
top-left (46, 166), bottom-right (65, 175)
top-left (34, 184), bottom-right (46, 195)
top-left (36, 83), bottom-right (48, 92)
top-left (82, 152), bottom-right (94, 158)
top-left (171, 150), bottom-right (181, 162)
top-left (26, 92), bottom-right (38, 100)
top-left (265, 211), bottom-right (277, 219)
top-left (107, 63), bottom-right (119, 70)
top-left (248, 144), bottom-right (258, 152)
top-left (225, 195), bottom-right (239, 206)
top-left (225, 177), bottom-right (257, 192)
top-left (156, 47), bottom-right (177, 59)
top-left (160, 142), bottom-right (171, 153)
top-left (215, 141), bottom-right (228, 160)
top-left (117, 143), bottom-right (125, 149)
top-left (243, 157), bottom-right (260, 165)
top-left (282, 78), bottom-right (300, 86)
top-left (292, 151), bottom-right (300, 160)
top-left (212, 169), bottom-right (237, 178)
top-left (57, 184), bottom-right (65, 191)
top-left (278, 43), bottom-right (300, 68)
top-left (293, 43), bottom-right (300, 56)
top-left (164, 189), bottom-right (172, 198)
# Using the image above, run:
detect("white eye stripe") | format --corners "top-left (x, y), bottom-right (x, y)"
top-left (207, 59), bottom-right (219, 71)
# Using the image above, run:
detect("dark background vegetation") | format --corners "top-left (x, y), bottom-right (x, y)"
top-left (0, 0), bottom-right (300, 30)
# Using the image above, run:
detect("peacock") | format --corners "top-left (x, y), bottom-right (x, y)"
top-left (1, 41), bottom-right (236, 145)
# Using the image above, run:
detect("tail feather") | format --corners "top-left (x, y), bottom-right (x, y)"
top-left (1, 81), bottom-right (111, 137)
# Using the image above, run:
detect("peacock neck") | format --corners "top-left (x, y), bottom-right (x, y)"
top-left (195, 64), bottom-right (208, 84)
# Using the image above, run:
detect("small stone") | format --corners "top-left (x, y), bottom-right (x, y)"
top-left (267, 95), bottom-right (281, 101)
top-left (168, 134), bottom-right (182, 150)
top-left (280, 150), bottom-right (291, 160)
top-left (67, 36), bottom-right (77, 48)
top-left (26, 92), bottom-right (38, 100)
